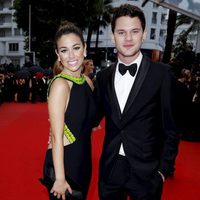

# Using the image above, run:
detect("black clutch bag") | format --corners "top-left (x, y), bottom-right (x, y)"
top-left (39, 164), bottom-right (83, 199)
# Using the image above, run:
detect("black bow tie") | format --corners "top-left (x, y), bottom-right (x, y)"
top-left (118, 63), bottom-right (137, 76)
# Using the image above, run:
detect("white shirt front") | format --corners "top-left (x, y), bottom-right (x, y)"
top-left (114, 52), bottom-right (143, 156)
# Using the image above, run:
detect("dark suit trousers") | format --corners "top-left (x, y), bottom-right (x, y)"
top-left (98, 155), bottom-right (163, 200)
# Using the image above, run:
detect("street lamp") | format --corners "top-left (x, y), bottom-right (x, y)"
top-left (28, 4), bottom-right (31, 52)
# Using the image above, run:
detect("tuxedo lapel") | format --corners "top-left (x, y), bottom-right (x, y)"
top-left (122, 56), bottom-right (150, 117)
top-left (106, 63), bottom-right (122, 127)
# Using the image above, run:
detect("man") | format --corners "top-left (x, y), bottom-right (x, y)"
top-left (94, 4), bottom-right (179, 200)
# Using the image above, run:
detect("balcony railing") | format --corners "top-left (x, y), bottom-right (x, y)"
top-left (0, 7), bottom-right (12, 14)
top-left (0, 22), bottom-right (12, 28)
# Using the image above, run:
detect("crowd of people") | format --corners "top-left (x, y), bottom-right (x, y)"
top-left (0, 59), bottom-right (97, 105)
top-left (174, 67), bottom-right (200, 138)
top-left (0, 69), bottom-right (52, 104)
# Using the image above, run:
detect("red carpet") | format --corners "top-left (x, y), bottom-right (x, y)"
top-left (0, 102), bottom-right (200, 200)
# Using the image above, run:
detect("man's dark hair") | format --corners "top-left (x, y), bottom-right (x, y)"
top-left (111, 4), bottom-right (146, 33)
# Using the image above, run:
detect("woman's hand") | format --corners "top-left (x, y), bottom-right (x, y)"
top-left (50, 179), bottom-right (72, 200)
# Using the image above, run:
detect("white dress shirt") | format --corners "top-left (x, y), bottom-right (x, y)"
top-left (114, 52), bottom-right (143, 156)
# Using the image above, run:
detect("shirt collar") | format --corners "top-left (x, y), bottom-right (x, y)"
top-left (116, 52), bottom-right (143, 76)
top-left (118, 52), bottom-right (143, 66)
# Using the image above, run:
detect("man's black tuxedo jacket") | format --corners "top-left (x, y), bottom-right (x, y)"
top-left (94, 55), bottom-right (179, 182)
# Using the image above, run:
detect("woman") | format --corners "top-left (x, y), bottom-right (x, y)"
top-left (40, 21), bottom-right (96, 200)
top-left (82, 59), bottom-right (95, 82)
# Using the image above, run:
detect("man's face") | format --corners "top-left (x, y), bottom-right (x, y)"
top-left (112, 16), bottom-right (146, 64)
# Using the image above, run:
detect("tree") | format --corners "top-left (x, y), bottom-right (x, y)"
top-left (94, 0), bottom-right (113, 49)
top-left (175, 14), bottom-right (199, 39)
top-left (162, 10), bottom-right (177, 63)
top-left (172, 15), bottom-right (198, 69)
top-left (85, 0), bottom-right (113, 51)
top-left (172, 31), bottom-right (195, 68)
top-left (162, 9), bottom-right (200, 64)
top-left (13, 0), bottom-right (89, 67)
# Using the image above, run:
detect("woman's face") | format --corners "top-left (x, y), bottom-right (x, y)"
top-left (56, 33), bottom-right (86, 76)
top-left (86, 61), bottom-right (94, 73)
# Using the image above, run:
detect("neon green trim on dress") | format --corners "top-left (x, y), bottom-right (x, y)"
top-left (47, 73), bottom-right (85, 97)
top-left (57, 73), bottom-right (85, 85)
top-left (64, 123), bottom-right (76, 144)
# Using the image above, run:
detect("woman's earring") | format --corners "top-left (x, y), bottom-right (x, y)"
top-left (84, 51), bottom-right (87, 58)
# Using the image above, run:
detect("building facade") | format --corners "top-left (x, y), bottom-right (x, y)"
top-left (0, 0), bottom-right (25, 68)
top-left (0, 0), bottom-right (198, 68)
top-left (84, 0), bottom-right (199, 63)
top-left (84, 0), bottom-right (169, 63)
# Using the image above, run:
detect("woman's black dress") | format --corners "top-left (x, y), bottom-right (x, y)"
top-left (41, 75), bottom-right (96, 199)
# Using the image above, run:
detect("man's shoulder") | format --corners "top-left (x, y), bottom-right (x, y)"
top-left (143, 56), bottom-right (172, 71)
top-left (97, 63), bottom-right (116, 77)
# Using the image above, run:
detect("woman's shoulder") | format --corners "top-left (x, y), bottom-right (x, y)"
top-left (48, 76), bottom-right (71, 97)
top-left (51, 75), bottom-right (71, 86)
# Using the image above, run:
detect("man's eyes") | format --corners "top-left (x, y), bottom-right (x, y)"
top-left (118, 31), bottom-right (125, 35)
top-left (117, 30), bottom-right (140, 35)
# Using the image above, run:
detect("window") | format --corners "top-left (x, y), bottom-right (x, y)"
top-left (14, 28), bottom-right (21, 36)
top-left (9, 43), bottom-right (19, 52)
top-left (152, 12), bottom-right (157, 24)
top-left (0, 16), bottom-right (5, 24)
top-left (0, 30), bottom-right (5, 37)
top-left (11, 59), bottom-right (20, 67)
top-left (159, 30), bottom-right (166, 47)
top-left (189, 34), bottom-right (196, 41)
top-left (150, 28), bottom-right (156, 40)
top-left (159, 29), bottom-right (166, 37)
top-left (0, 3), bottom-right (3, 10)
top-left (161, 14), bottom-right (167, 25)
top-left (153, 3), bottom-right (159, 8)
top-left (99, 30), bottom-right (104, 35)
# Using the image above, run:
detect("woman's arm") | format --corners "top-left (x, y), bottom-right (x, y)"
top-left (48, 78), bottom-right (72, 199)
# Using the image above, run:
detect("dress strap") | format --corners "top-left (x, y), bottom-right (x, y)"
top-left (47, 73), bottom-right (85, 97)
top-left (57, 73), bottom-right (85, 85)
